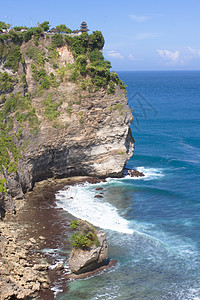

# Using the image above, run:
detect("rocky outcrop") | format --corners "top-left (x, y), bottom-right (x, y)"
top-left (124, 168), bottom-right (145, 178)
top-left (69, 230), bottom-right (108, 274)
top-left (0, 35), bottom-right (134, 212)
top-left (0, 221), bottom-right (50, 300)
top-left (69, 220), bottom-right (108, 275)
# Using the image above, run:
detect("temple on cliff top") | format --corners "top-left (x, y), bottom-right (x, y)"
top-left (80, 21), bottom-right (89, 33)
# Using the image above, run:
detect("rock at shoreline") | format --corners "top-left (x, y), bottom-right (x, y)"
top-left (67, 259), bottom-right (117, 280)
top-left (69, 220), bottom-right (108, 275)
top-left (0, 221), bottom-right (50, 300)
top-left (94, 194), bottom-right (104, 198)
top-left (125, 168), bottom-right (145, 178)
top-left (95, 187), bottom-right (104, 191)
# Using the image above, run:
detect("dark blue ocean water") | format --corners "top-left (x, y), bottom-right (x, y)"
top-left (56, 71), bottom-right (200, 299)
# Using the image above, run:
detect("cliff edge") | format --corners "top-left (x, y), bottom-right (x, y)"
top-left (0, 30), bottom-right (134, 212)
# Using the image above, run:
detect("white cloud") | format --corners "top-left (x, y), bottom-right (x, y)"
top-left (157, 49), bottom-right (180, 63)
top-left (188, 46), bottom-right (200, 57)
top-left (129, 14), bottom-right (149, 22)
top-left (135, 32), bottom-right (159, 40)
top-left (106, 50), bottom-right (124, 59)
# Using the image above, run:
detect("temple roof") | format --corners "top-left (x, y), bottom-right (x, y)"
top-left (80, 21), bottom-right (89, 32)
top-left (49, 28), bottom-right (59, 33)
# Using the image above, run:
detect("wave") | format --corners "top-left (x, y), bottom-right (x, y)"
top-left (106, 167), bottom-right (164, 183)
top-left (56, 184), bottom-right (133, 234)
top-left (55, 167), bottom-right (164, 235)
top-left (55, 179), bottom-right (200, 268)
top-left (136, 166), bottom-right (164, 180)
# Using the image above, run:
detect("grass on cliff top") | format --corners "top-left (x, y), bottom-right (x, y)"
top-left (0, 26), bottom-right (127, 94)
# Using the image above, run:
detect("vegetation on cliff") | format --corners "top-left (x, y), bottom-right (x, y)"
top-left (0, 21), bottom-right (131, 198)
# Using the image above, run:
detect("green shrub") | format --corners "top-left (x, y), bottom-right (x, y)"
top-left (69, 34), bottom-right (88, 57)
top-left (71, 232), bottom-right (93, 249)
top-left (70, 219), bottom-right (100, 249)
top-left (31, 65), bottom-right (59, 89)
top-left (107, 80), bottom-right (115, 94)
top-left (21, 74), bottom-right (27, 88)
top-left (8, 30), bottom-right (23, 44)
top-left (56, 24), bottom-right (71, 33)
top-left (25, 46), bottom-right (45, 66)
top-left (113, 103), bottom-right (123, 110)
top-left (40, 21), bottom-right (50, 32)
top-left (70, 219), bottom-right (80, 229)
top-left (0, 178), bottom-right (7, 194)
top-left (110, 71), bottom-right (127, 94)
top-left (88, 31), bottom-right (105, 51)
top-left (68, 67), bottom-right (78, 83)
top-left (0, 72), bottom-right (17, 93)
top-left (52, 34), bottom-right (64, 47)
top-left (3, 43), bottom-right (21, 72)
top-left (76, 54), bottom-right (87, 75)
top-left (23, 27), bottom-right (43, 44)
top-left (13, 26), bottom-right (27, 32)
top-left (43, 93), bottom-right (62, 121)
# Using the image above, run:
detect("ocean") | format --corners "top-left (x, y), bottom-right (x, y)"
top-left (55, 71), bottom-right (200, 299)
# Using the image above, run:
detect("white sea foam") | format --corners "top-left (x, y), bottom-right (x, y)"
top-left (136, 166), bottom-right (164, 180)
top-left (55, 167), bottom-right (164, 235)
top-left (56, 184), bottom-right (133, 234)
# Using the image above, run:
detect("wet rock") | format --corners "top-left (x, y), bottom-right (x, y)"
top-left (125, 168), bottom-right (145, 178)
top-left (95, 187), bottom-right (104, 191)
top-left (67, 259), bottom-right (117, 280)
top-left (54, 262), bottom-right (64, 270)
top-left (94, 195), bottom-right (103, 198)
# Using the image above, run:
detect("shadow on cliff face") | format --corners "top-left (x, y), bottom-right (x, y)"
top-left (30, 146), bottom-right (94, 188)
top-left (0, 198), bottom-right (5, 219)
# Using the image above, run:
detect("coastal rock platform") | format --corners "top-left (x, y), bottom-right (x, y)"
top-left (0, 176), bottom-right (113, 299)
top-left (66, 259), bottom-right (117, 280)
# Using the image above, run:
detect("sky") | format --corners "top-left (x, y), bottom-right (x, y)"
top-left (1, 0), bottom-right (200, 71)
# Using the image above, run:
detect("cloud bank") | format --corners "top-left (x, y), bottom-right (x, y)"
top-left (157, 49), bottom-right (180, 63)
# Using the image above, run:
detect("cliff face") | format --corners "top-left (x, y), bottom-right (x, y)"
top-left (0, 33), bottom-right (134, 212)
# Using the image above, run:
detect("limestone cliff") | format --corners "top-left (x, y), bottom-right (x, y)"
top-left (0, 31), bottom-right (134, 212)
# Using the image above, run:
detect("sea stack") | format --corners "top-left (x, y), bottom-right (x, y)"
top-left (68, 220), bottom-right (108, 275)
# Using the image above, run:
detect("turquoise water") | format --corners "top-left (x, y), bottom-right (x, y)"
top-left (56, 71), bottom-right (200, 299)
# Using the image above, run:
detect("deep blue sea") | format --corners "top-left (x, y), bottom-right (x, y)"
top-left (56, 71), bottom-right (200, 299)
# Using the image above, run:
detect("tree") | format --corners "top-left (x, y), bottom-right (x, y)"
top-left (88, 31), bottom-right (105, 51)
top-left (0, 21), bottom-right (10, 30)
top-left (40, 21), bottom-right (50, 32)
top-left (13, 26), bottom-right (28, 31)
top-left (51, 34), bottom-right (64, 47)
top-left (56, 24), bottom-right (72, 33)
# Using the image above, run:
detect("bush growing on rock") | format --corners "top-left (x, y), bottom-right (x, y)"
top-left (70, 219), bottom-right (80, 229)
top-left (70, 219), bottom-right (100, 249)
top-left (71, 232), bottom-right (93, 249)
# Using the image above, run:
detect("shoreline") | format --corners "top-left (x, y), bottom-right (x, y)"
top-left (0, 176), bottom-right (108, 299)
top-left (0, 170), bottom-right (144, 299)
